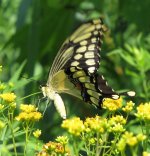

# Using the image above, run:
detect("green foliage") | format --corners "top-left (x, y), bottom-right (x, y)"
top-left (0, 0), bottom-right (150, 155)
top-left (108, 44), bottom-right (150, 101)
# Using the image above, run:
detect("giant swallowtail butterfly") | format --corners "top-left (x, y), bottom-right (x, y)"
top-left (41, 18), bottom-right (135, 119)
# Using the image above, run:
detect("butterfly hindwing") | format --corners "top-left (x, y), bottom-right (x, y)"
top-left (61, 18), bottom-right (119, 107)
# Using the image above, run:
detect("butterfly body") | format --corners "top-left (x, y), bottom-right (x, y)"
top-left (41, 18), bottom-right (135, 119)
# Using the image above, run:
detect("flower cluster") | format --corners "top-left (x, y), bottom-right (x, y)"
top-left (55, 136), bottom-right (68, 145)
top-left (61, 117), bottom-right (84, 136)
top-left (0, 92), bottom-right (16, 103)
top-left (62, 115), bottom-right (127, 136)
top-left (16, 104), bottom-right (42, 122)
top-left (117, 131), bottom-right (146, 151)
top-left (84, 115), bottom-right (108, 133)
top-left (122, 101), bottom-right (135, 112)
top-left (102, 97), bottom-right (122, 111)
top-left (108, 115), bottom-right (126, 133)
top-left (37, 141), bottom-right (70, 156)
top-left (135, 102), bottom-right (150, 121)
top-left (33, 129), bottom-right (41, 138)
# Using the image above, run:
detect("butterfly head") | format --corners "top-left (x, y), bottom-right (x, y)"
top-left (40, 84), bottom-right (67, 119)
top-left (40, 84), bottom-right (55, 100)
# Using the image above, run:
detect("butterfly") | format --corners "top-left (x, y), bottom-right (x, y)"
top-left (41, 18), bottom-right (135, 119)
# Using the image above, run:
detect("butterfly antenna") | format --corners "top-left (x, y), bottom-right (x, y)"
top-left (21, 75), bottom-right (43, 86)
top-left (18, 91), bottom-right (41, 101)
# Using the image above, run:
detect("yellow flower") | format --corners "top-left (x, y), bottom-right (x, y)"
top-left (89, 138), bottom-right (97, 145)
top-left (16, 111), bottom-right (42, 122)
top-left (109, 115), bottom-right (126, 125)
top-left (61, 117), bottom-right (84, 136)
top-left (136, 133), bottom-right (146, 141)
top-left (39, 141), bottom-right (70, 155)
top-left (127, 136), bottom-right (137, 146)
top-left (117, 131), bottom-right (146, 151)
top-left (84, 116), bottom-right (108, 133)
top-left (10, 102), bottom-right (16, 109)
top-left (54, 143), bottom-right (65, 154)
top-left (143, 152), bottom-right (150, 156)
top-left (33, 129), bottom-right (41, 138)
top-left (43, 141), bottom-right (56, 151)
top-left (117, 138), bottom-right (126, 151)
top-left (0, 120), bottom-right (5, 129)
top-left (43, 141), bottom-right (65, 154)
top-left (0, 93), bottom-right (16, 102)
top-left (16, 104), bottom-right (42, 122)
top-left (32, 112), bottom-right (42, 121)
top-left (102, 97), bottom-right (122, 111)
top-left (122, 101), bottom-right (135, 112)
top-left (20, 104), bottom-right (37, 113)
top-left (109, 123), bottom-right (125, 133)
top-left (135, 102), bottom-right (150, 121)
top-left (123, 132), bottom-right (138, 146)
top-left (108, 115), bottom-right (126, 133)
top-left (55, 136), bottom-right (68, 145)
top-left (15, 112), bottom-right (28, 121)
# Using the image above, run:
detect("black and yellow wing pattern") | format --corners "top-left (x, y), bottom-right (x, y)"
top-left (41, 18), bottom-right (135, 119)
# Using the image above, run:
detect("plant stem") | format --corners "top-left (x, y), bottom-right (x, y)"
top-left (24, 123), bottom-right (29, 156)
top-left (8, 110), bottom-right (17, 156)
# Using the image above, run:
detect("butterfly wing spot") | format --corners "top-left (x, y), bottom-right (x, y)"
top-left (85, 83), bottom-right (95, 90)
top-left (76, 46), bottom-right (87, 53)
top-left (93, 19), bottom-right (102, 24)
top-left (74, 54), bottom-right (83, 60)
top-left (96, 24), bottom-right (102, 29)
top-left (73, 70), bottom-right (86, 79)
top-left (91, 38), bottom-right (97, 43)
top-left (127, 91), bottom-right (136, 96)
top-left (88, 67), bottom-right (96, 73)
top-left (85, 59), bottom-right (96, 66)
top-left (88, 44), bottom-right (95, 51)
top-left (111, 94), bottom-right (120, 100)
top-left (84, 52), bottom-right (95, 59)
top-left (71, 61), bottom-right (79, 66)
top-left (93, 31), bottom-right (99, 35)
top-left (79, 76), bottom-right (90, 83)
top-left (87, 90), bottom-right (99, 99)
top-left (70, 67), bottom-right (76, 72)
top-left (90, 97), bottom-right (99, 106)
top-left (119, 91), bottom-right (136, 97)
top-left (80, 40), bottom-right (88, 46)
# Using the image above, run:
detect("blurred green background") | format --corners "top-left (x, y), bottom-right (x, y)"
top-left (0, 0), bottom-right (150, 141)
